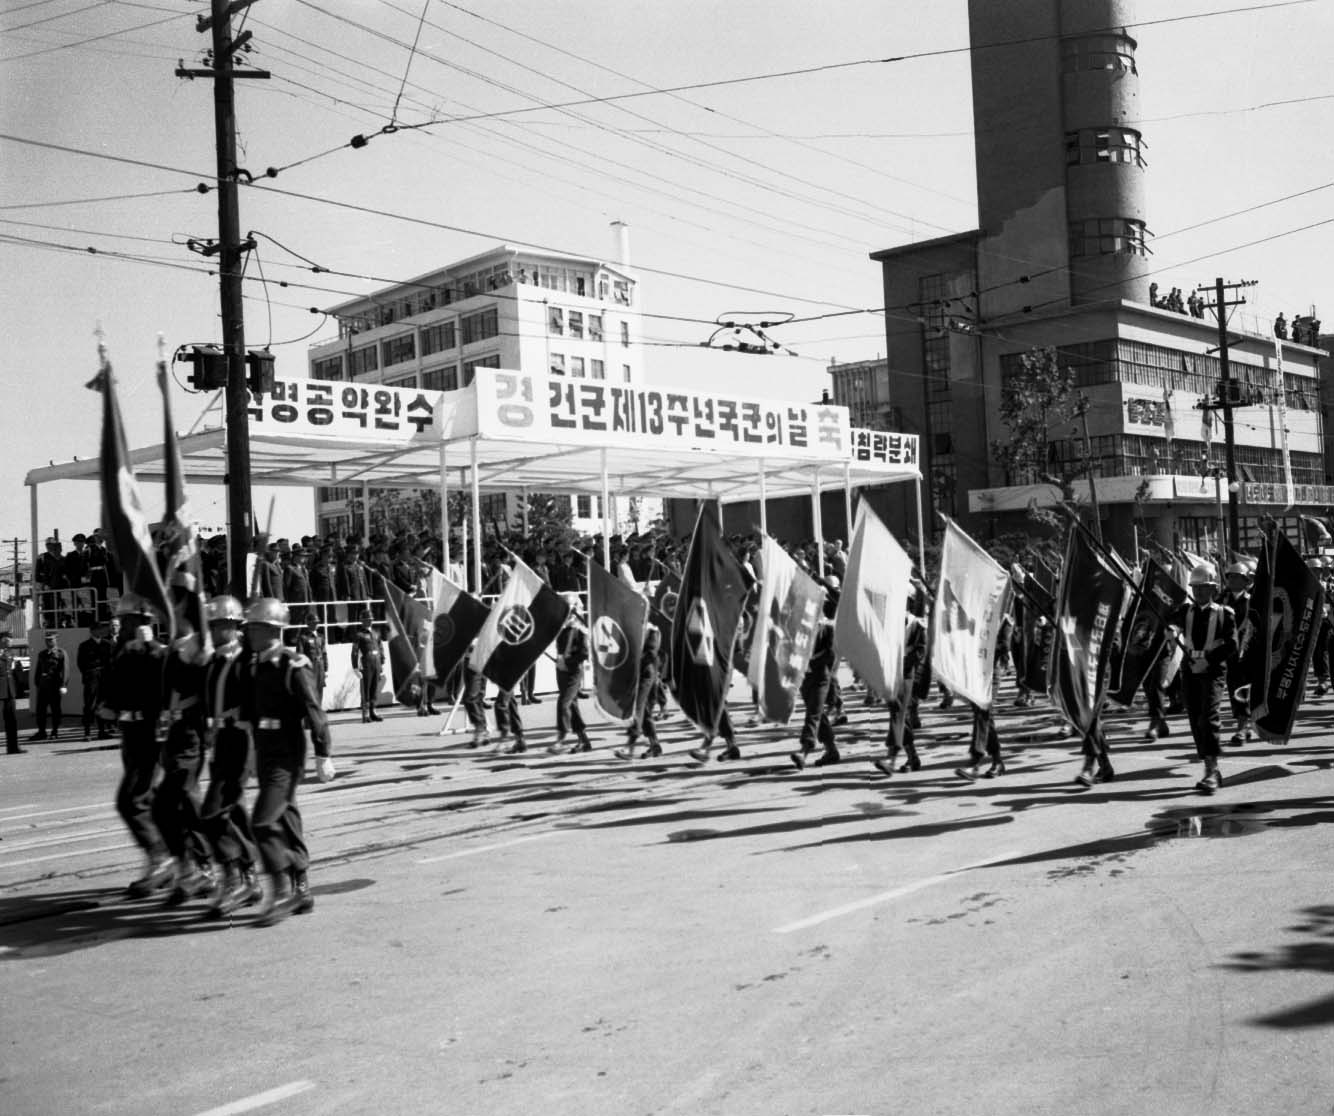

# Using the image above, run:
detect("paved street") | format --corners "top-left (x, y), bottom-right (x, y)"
top-left (3, 682), bottom-right (1334, 1116)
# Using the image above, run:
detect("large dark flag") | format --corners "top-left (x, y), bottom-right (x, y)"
top-left (157, 343), bottom-right (208, 657)
top-left (749, 536), bottom-right (826, 723)
top-left (424, 571), bottom-right (489, 686)
top-left (1107, 559), bottom-right (1186, 706)
top-left (90, 340), bottom-right (173, 631)
top-left (1247, 528), bottom-right (1324, 743)
top-left (1050, 526), bottom-right (1130, 736)
top-left (470, 558), bottom-right (570, 691)
top-left (588, 559), bottom-right (648, 721)
top-left (379, 573), bottom-right (431, 704)
top-left (670, 504), bottom-right (750, 735)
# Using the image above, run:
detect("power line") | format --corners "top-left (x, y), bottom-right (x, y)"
top-left (0, 10), bottom-right (181, 61)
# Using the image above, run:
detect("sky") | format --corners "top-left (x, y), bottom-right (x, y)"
top-left (2, 0), bottom-right (1332, 561)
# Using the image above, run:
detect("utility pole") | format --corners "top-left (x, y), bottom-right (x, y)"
top-left (1196, 277), bottom-right (1257, 557)
top-left (3, 538), bottom-right (28, 608)
top-left (176, 0), bottom-right (269, 598)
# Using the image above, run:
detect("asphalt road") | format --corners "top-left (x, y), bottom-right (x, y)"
top-left (2, 682), bottom-right (1334, 1116)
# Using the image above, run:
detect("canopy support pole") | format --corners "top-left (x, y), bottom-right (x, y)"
top-left (843, 461), bottom-right (854, 542)
top-left (812, 468), bottom-right (825, 578)
top-left (360, 481), bottom-right (370, 543)
top-left (470, 439), bottom-right (483, 595)
top-left (520, 486), bottom-right (528, 538)
top-left (459, 468), bottom-right (468, 590)
top-left (600, 448), bottom-right (611, 571)
top-left (914, 474), bottom-right (927, 576)
top-left (439, 442), bottom-right (450, 573)
top-left (757, 459), bottom-right (768, 537)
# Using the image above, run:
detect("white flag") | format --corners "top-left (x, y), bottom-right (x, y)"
top-left (833, 502), bottom-right (913, 701)
top-left (746, 536), bottom-right (825, 723)
top-left (930, 517), bottom-right (1011, 709)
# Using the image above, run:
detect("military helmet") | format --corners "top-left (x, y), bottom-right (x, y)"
top-left (1188, 563), bottom-right (1217, 587)
top-left (1224, 561), bottom-right (1248, 578)
top-left (114, 592), bottom-right (157, 620)
top-left (205, 595), bottom-right (244, 624)
top-left (244, 597), bottom-right (289, 627)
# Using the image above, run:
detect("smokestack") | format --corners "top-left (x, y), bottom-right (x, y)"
top-left (610, 220), bottom-right (631, 267)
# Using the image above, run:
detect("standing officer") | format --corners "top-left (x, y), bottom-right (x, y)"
top-left (350, 609), bottom-right (384, 723)
top-left (1221, 560), bottom-right (1254, 745)
top-left (200, 596), bottom-right (261, 920)
top-left (614, 615), bottom-right (663, 760)
top-left (241, 598), bottom-right (334, 925)
top-left (101, 594), bottom-right (174, 897)
top-left (76, 620), bottom-right (114, 741)
top-left (293, 615), bottom-right (328, 704)
top-left (548, 593), bottom-right (593, 754)
top-left (254, 542), bottom-right (285, 600)
top-left (284, 546), bottom-right (312, 625)
top-left (337, 543), bottom-right (371, 633)
top-left (31, 630), bottom-right (69, 741)
top-left (1169, 564), bottom-right (1238, 795)
top-left (790, 597), bottom-right (839, 770)
top-left (0, 633), bottom-right (24, 755)
top-left (35, 538), bottom-right (66, 629)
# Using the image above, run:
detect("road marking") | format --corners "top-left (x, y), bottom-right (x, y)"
top-left (0, 802), bottom-right (104, 824)
top-left (415, 831), bottom-right (564, 863)
top-left (0, 843), bottom-right (130, 869)
top-left (0, 825), bottom-right (122, 852)
top-left (0, 803), bottom-right (38, 815)
top-left (773, 850), bottom-right (1021, 934)
top-left (192, 1080), bottom-right (316, 1116)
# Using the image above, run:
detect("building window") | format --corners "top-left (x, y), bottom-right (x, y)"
top-left (550, 353), bottom-right (566, 376)
top-left (421, 321), bottom-right (456, 356)
top-left (462, 354), bottom-right (500, 385)
top-left (1068, 217), bottom-right (1150, 258)
top-left (568, 311), bottom-right (583, 339)
top-left (349, 344), bottom-right (378, 376)
top-left (460, 308), bottom-right (499, 346)
top-left (381, 334), bottom-right (415, 367)
top-left (622, 364), bottom-right (632, 383)
top-left (590, 359), bottom-right (605, 380)
top-left (576, 494), bottom-right (603, 519)
top-left (384, 373), bottom-right (417, 389)
top-left (620, 321), bottom-right (630, 347)
top-left (1061, 32), bottom-right (1137, 74)
top-left (613, 279), bottom-right (632, 306)
top-left (422, 365), bottom-right (458, 391)
top-left (312, 356), bottom-right (343, 381)
top-left (1065, 128), bottom-right (1146, 168)
top-left (570, 356), bottom-right (585, 378)
top-left (588, 314), bottom-right (604, 341)
top-left (548, 307), bottom-right (564, 335)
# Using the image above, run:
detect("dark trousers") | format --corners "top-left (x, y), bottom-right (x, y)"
top-left (251, 736), bottom-right (308, 876)
top-left (81, 671), bottom-right (102, 736)
top-left (152, 721), bottom-right (211, 867)
top-left (462, 666), bottom-right (487, 732)
top-left (2, 698), bottom-right (17, 752)
top-left (969, 706), bottom-right (1001, 764)
top-left (1313, 620), bottom-right (1331, 683)
top-left (1226, 658), bottom-right (1248, 724)
top-left (555, 668), bottom-right (588, 740)
top-left (1144, 656), bottom-right (1167, 725)
top-left (202, 726), bottom-right (255, 867)
top-left (116, 723), bottom-right (166, 857)
top-left (520, 665), bottom-right (536, 702)
top-left (628, 669), bottom-right (660, 746)
top-left (493, 689), bottom-right (524, 743)
top-left (799, 675), bottom-right (834, 750)
top-left (34, 683), bottom-right (62, 735)
top-left (359, 662), bottom-right (381, 713)
top-left (1182, 670), bottom-right (1225, 759)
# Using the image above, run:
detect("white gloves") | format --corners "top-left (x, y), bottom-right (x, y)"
top-left (315, 756), bottom-right (336, 783)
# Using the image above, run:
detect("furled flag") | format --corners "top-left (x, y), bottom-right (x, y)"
top-left (931, 517), bottom-right (1011, 709)
top-left (423, 569), bottom-right (490, 687)
top-left (650, 569), bottom-right (681, 687)
top-left (470, 557), bottom-right (570, 691)
top-left (156, 338), bottom-right (207, 656)
top-left (1299, 514), bottom-right (1332, 555)
top-left (731, 583), bottom-right (761, 680)
top-left (1107, 558), bottom-right (1186, 706)
top-left (1050, 524), bottom-right (1131, 737)
top-left (669, 503), bottom-right (750, 735)
top-left (588, 558), bottom-right (648, 721)
top-left (89, 335), bottom-right (174, 631)
top-left (1247, 527), bottom-right (1324, 743)
top-left (832, 503), bottom-right (910, 704)
top-left (748, 535), bottom-right (826, 723)
top-left (379, 573), bottom-right (431, 704)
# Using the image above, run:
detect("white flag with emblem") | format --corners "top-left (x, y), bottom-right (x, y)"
top-left (833, 502), bottom-right (913, 702)
top-left (930, 517), bottom-right (1011, 709)
top-left (470, 557), bottom-right (569, 691)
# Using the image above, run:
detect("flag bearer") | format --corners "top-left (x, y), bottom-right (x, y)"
top-left (790, 597), bottom-right (840, 769)
top-left (1169, 564), bottom-right (1238, 795)
top-left (548, 593), bottom-right (594, 754)
top-left (241, 598), bottom-right (335, 925)
top-left (461, 643), bottom-right (490, 748)
top-left (1221, 561), bottom-right (1254, 745)
top-left (876, 599), bottom-right (927, 776)
top-left (616, 616), bottom-right (663, 760)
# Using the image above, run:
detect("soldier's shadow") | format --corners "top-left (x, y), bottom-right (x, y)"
top-left (0, 886), bottom-right (230, 958)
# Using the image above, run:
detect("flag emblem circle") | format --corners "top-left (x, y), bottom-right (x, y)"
top-left (497, 605), bottom-right (535, 645)
top-left (433, 613), bottom-right (456, 645)
top-left (593, 615), bottom-right (628, 669)
top-left (660, 590), bottom-right (679, 618)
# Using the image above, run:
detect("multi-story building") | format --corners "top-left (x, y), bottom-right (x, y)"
top-left (859, 0), bottom-right (1327, 555)
top-left (827, 357), bottom-right (900, 431)
top-left (306, 234), bottom-right (661, 538)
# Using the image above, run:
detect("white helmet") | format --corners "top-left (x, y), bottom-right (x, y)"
top-left (1188, 563), bottom-right (1217, 587)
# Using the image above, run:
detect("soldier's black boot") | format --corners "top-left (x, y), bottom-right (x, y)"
top-left (291, 868), bottom-right (314, 915)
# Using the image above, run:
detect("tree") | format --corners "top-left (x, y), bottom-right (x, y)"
top-left (509, 493), bottom-right (578, 553)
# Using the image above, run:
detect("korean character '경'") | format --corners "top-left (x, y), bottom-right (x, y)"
top-left (578, 383), bottom-right (608, 431)
top-left (341, 385), bottom-right (369, 428)
top-left (373, 389), bottom-right (401, 430)
top-left (494, 371), bottom-right (535, 428)
top-left (306, 382), bottom-right (334, 427)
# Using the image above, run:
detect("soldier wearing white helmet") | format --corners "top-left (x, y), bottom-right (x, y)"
top-left (1313, 556), bottom-right (1334, 698)
top-left (548, 592), bottom-right (593, 755)
top-left (199, 595), bottom-right (262, 919)
top-left (241, 597), bottom-right (335, 925)
top-left (1167, 563), bottom-right (1238, 795)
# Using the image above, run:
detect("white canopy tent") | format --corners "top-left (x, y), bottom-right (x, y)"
top-left (25, 367), bottom-right (924, 584)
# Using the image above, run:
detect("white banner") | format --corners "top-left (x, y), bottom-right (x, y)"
top-left (834, 502), bottom-right (913, 701)
top-left (247, 378), bottom-right (447, 442)
top-left (930, 517), bottom-right (1011, 709)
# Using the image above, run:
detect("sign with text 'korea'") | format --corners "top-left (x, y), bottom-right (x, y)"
top-left (246, 378), bottom-right (447, 442)
top-left (474, 368), bottom-right (851, 460)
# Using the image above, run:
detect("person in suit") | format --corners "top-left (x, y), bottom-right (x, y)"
top-left (254, 542), bottom-right (285, 600)
top-left (0, 634), bottom-right (24, 754)
top-left (35, 538), bottom-right (66, 629)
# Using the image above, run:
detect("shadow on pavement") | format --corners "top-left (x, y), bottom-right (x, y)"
top-left (1219, 904), bottom-right (1334, 1029)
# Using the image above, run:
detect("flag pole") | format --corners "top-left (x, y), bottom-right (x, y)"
top-left (439, 442), bottom-right (450, 573)
top-left (601, 447), bottom-right (611, 572)
top-left (470, 438), bottom-right (483, 596)
top-left (914, 474), bottom-right (927, 577)
top-left (757, 458), bottom-right (767, 537)
top-left (843, 461), bottom-right (853, 544)
top-left (811, 467), bottom-right (824, 578)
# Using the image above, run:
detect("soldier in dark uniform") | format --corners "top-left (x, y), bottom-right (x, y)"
top-left (293, 615), bottom-right (327, 702)
top-left (76, 620), bottom-right (114, 740)
top-left (35, 538), bottom-right (66, 629)
top-left (349, 609), bottom-right (384, 723)
top-left (240, 597), bottom-right (335, 925)
top-left (1169, 563), bottom-right (1238, 795)
top-left (460, 643), bottom-right (490, 748)
top-left (0, 634), bottom-right (23, 754)
top-left (875, 602), bottom-right (928, 777)
top-left (790, 598), bottom-right (839, 770)
top-left (85, 531), bottom-right (111, 616)
top-left (64, 533), bottom-right (93, 626)
top-left (254, 542), bottom-right (284, 600)
top-left (955, 702), bottom-right (1004, 781)
top-left (101, 594), bottom-right (174, 897)
top-left (337, 543), bottom-right (371, 635)
top-left (492, 682), bottom-right (526, 754)
top-left (31, 630), bottom-right (69, 741)
top-left (283, 546), bottom-right (312, 625)
top-left (1221, 561), bottom-right (1254, 745)
top-left (200, 595), bottom-right (262, 918)
top-left (615, 616), bottom-right (663, 760)
top-left (548, 594), bottom-right (594, 754)
top-left (154, 618), bottom-right (215, 906)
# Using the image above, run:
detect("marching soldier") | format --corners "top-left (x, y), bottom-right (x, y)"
top-left (461, 643), bottom-right (491, 748)
top-left (101, 594), bottom-right (174, 897)
top-left (1221, 561), bottom-right (1254, 744)
top-left (615, 614), bottom-right (664, 761)
top-left (790, 597), bottom-right (839, 770)
top-left (349, 609), bottom-right (385, 723)
top-left (493, 683), bottom-right (527, 754)
top-left (548, 593), bottom-right (593, 754)
top-left (876, 596), bottom-right (928, 776)
top-left (241, 598), bottom-right (335, 925)
top-left (1169, 564), bottom-right (1238, 795)
top-left (30, 630), bottom-right (69, 741)
top-left (200, 595), bottom-right (262, 919)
